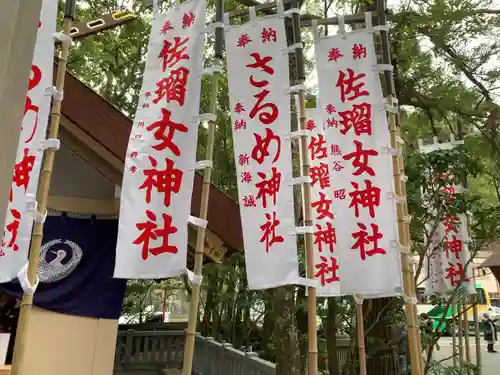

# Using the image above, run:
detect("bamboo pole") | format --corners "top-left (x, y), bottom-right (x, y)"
top-left (458, 300), bottom-right (464, 364)
top-left (10, 2), bottom-right (75, 374)
top-left (297, 84), bottom-right (318, 375)
top-left (452, 297), bottom-right (458, 368)
top-left (355, 297), bottom-right (367, 375)
top-left (181, 1), bottom-right (224, 374)
top-left (387, 95), bottom-right (424, 375)
top-left (376, 0), bottom-right (424, 372)
top-left (472, 276), bottom-right (482, 375)
top-left (462, 299), bottom-right (472, 374)
top-left (290, 3), bottom-right (318, 374)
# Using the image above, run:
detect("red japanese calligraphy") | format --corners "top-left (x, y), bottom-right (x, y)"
top-left (349, 180), bottom-right (381, 218)
top-left (147, 108), bottom-right (188, 155)
top-left (237, 34), bottom-right (252, 47)
top-left (241, 172), bottom-right (252, 183)
top-left (343, 140), bottom-right (378, 176)
top-left (182, 12), bottom-right (195, 28)
top-left (4, 209), bottom-right (21, 251)
top-left (352, 44), bottom-right (367, 60)
top-left (139, 157), bottom-right (182, 207)
top-left (247, 53), bottom-right (274, 75)
top-left (325, 104), bottom-right (336, 115)
top-left (238, 153), bottom-right (250, 166)
top-left (444, 215), bottom-right (459, 233)
top-left (255, 167), bottom-right (281, 208)
top-left (444, 262), bottom-right (468, 286)
top-left (306, 119), bottom-right (316, 130)
top-left (332, 161), bottom-right (344, 172)
top-left (234, 119), bottom-right (247, 130)
top-left (314, 222), bottom-right (336, 253)
top-left (153, 66), bottom-right (189, 106)
top-left (308, 135), bottom-right (327, 160)
top-left (234, 102), bottom-right (245, 113)
top-left (333, 189), bottom-right (346, 200)
top-left (326, 118), bottom-right (339, 128)
top-left (129, 166), bottom-right (138, 174)
top-left (13, 148), bottom-right (35, 191)
top-left (28, 65), bottom-right (42, 90)
top-left (330, 144), bottom-right (342, 156)
top-left (24, 96), bottom-right (39, 144)
top-left (161, 20), bottom-right (174, 34)
top-left (158, 36), bottom-right (190, 71)
top-left (251, 128), bottom-right (281, 164)
top-left (249, 89), bottom-right (279, 125)
top-left (351, 223), bottom-right (386, 260)
top-left (243, 195), bottom-right (257, 207)
top-left (441, 185), bottom-right (455, 202)
top-left (314, 256), bottom-right (340, 285)
top-left (130, 151), bottom-right (139, 158)
top-left (261, 28), bottom-right (277, 43)
top-left (443, 235), bottom-right (462, 260)
top-left (338, 103), bottom-right (372, 136)
top-left (259, 211), bottom-right (284, 253)
top-left (310, 163), bottom-right (330, 189)
top-left (311, 192), bottom-right (334, 220)
top-left (134, 210), bottom-right (178, 260)
top-left (328, 48), bottom-right (343, 62)
top-left (336, 69), bottom-right (369, 103)
top-left (23, 65), bottom-right (42, 143)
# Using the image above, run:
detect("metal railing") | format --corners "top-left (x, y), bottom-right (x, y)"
top-left (115, 329), bottom-right (351, 375)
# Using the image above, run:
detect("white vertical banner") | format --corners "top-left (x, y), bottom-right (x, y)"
top-left (420, 169), bottom-right (475, 295)
top-left (225, 14), bottom-right (301, 289)
top-left (314, 28), bottom-right (403, 297)
top-left (114, 0), bottom-right (206, 279)
top-left (300, 105), bottom-right (341, 296)
top-left (0, 0), bottom-right (58, 282)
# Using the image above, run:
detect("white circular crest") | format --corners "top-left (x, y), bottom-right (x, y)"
top-left (37, 239), bottom-right (83, 283)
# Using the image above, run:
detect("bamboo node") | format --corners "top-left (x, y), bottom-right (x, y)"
top-left (25, 194), bottom-right (47, 224)
top-left (39, 138), bottom-right (61, 151)
top-left (192, 160), bottom-right (213, 170)
top-left (289, 226), bottom-right (315, 235)
top-left (287, 129), bottom-right (313, 139)
top-left (290, 175), bottom-right (311, 185)
top-left (52, 31), bottom-right (73, 43)
top-left (44, 86), bottom-right (64, 101)
top-left (183, 269), bottom-right (203, 285)
top-left (17, 262), bottom-right (40, 295)
top-left (404, 295), bottom-right (418, 305)
top-left (188, 215), bottom-right (208, 229)
top-left (286, 84), bottom-right (306, 94)
top-left (195, 113), bottom-right (217, 123)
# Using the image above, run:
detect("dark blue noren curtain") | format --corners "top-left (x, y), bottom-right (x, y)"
top-left (0, 215), bottom-right (126, 319)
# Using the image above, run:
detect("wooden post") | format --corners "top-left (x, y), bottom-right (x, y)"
top-left (462, 300), bottom-right (472, 374)
top-left (9, 2), bottom-right (75, 374)
top-left (181, 1), bottom-right (224, 374)
top-left (376, 0), bottom-right (424, 373)
top-left (472, 276), bottom-right (482, 375)
top-left (355, 297), bottom-right (367, 375)
top-left (291, 3), bottom-right (318, 374)
top-left (458, 298), bottom-right (464, 364)
top-left (452, 297), bottom-right (457, 368)
top-left (0, 0), bottom-right (43, 232)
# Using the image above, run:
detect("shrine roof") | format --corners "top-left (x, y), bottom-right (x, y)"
top-left (59, 63), bottom-right (243, 252)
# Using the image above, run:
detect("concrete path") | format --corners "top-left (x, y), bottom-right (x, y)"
top-left (431, 337), bottom-right (499, 374)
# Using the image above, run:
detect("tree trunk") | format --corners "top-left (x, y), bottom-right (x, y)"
top-left (363, 298), bottom-right (398, 375)
top-left (327, 298), bottom-right (340, 375)
top-left (272, 285), bottom-right (302, 375)
top-left (295, 286), bottom-right (308, 374)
